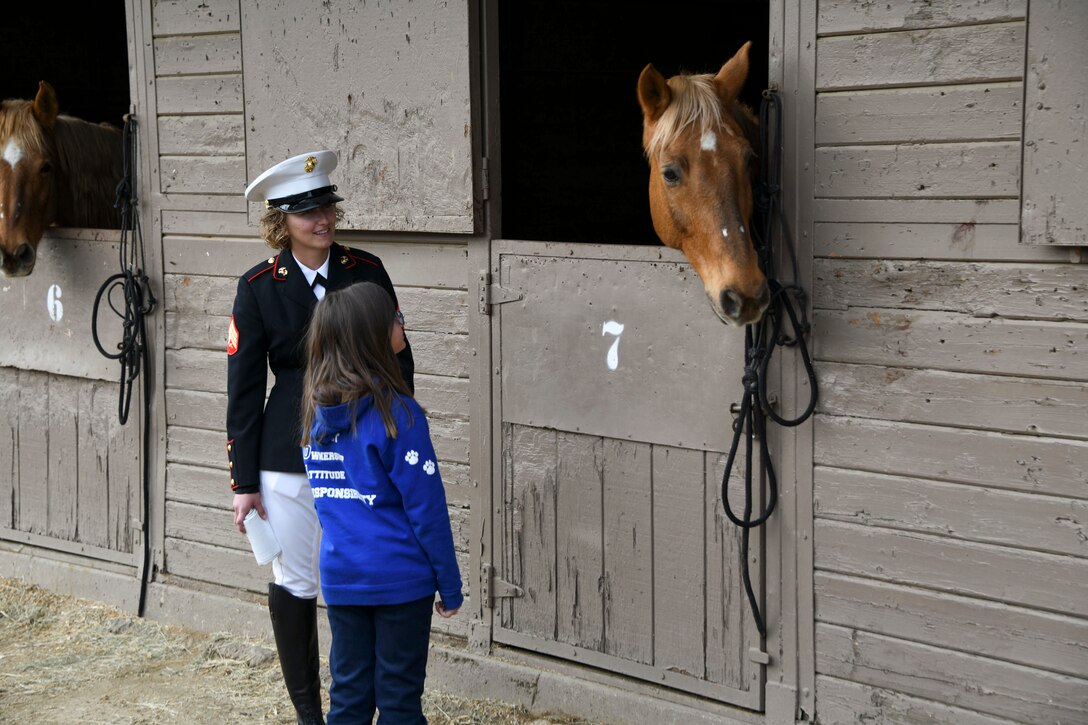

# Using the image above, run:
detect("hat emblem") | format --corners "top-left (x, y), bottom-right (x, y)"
top-left (304, 156), bottom-right (317, 173)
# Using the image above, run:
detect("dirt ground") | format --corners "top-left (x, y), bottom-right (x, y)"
top-left (0, 577), bottom-right (595, 724)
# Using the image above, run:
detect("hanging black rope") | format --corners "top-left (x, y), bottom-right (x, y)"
top-left (92, 113), bottom-right (156, 616)
top-left (721, 89), bottom-right (818, 639)
top-left (93, 114), bottom-right (156, 424)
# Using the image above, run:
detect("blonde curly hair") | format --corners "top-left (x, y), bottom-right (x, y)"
top-left (259, 205), bottom-right (347, 251)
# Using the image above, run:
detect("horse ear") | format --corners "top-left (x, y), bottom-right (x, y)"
top-left (714, 41), bottom-right (752, 105)
top-left (33, 81), bottom-right (59, 130)
top-left (638, 64), bottom-right (671, 122)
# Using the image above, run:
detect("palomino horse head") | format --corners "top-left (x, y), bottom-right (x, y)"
top-left (0, 81), bottom-right (121, 276)
top-left (638, 42), bottom-right (769, 326)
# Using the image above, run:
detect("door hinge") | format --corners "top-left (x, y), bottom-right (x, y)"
top-left (481, 157), bottom-right (490, 201)
top-left (478, 271), bottom-right (523, 315)
top-left (481, 563), bottom-right (523, 608)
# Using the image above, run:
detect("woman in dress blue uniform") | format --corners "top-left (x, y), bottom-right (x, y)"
top-left (227, 150), bottom-right (413, 725)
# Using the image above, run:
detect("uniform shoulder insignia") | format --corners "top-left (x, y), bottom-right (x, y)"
top-left (227, 316), bottom-right (239, 355)
top-left (244, 257), bottom-right (276, 282)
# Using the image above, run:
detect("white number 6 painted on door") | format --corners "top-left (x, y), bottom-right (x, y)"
top-left (47, 284), bottom-right (64, 322)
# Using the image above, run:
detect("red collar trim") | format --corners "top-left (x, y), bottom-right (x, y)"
top-left (246, 264), bottom-right (274, 282)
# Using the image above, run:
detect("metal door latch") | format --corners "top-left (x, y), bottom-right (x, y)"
top-left (478, 271), bottom-right (523, 315)
top-left (481, 563), bottom-right (524, 608)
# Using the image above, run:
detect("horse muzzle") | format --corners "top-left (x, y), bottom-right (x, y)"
top-left (0, 242), bottom-right (37, 277)
top-left (713, 280), bottom-right (770, 326)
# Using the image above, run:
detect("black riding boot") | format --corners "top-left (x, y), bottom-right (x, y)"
top-left (269, 583), bottom-right (325, 725)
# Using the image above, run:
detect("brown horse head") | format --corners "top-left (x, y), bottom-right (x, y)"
top-left (638, 42), bottom-right (769, 325)
top-left (0, 81), bottom-right (121, 277)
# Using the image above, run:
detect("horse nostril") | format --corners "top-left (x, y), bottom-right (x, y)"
top-left (14, 243), bottom-right (34, 265)
top-left (721, 289), bottom-right (743, 321)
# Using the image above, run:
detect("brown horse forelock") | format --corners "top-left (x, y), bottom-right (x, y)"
top-left (645, 74), bottom-right (766, 324)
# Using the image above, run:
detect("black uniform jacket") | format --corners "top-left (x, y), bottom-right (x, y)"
top-left (226, 243), bottom-right (414, 494)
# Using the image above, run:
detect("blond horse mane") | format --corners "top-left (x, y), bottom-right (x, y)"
top-left (644, 72), bottom-right (757, 161)
top-left (0, 99), bottom-right (49, 155)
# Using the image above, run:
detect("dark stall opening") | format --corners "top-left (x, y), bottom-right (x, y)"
top-left (1, 4), bottom-right (130, 127)
top-left (497, 1), bottom-right (770, 245)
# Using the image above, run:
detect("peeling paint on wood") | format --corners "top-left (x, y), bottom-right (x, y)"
top-left (816, 361), bottom-right (1088, 437)
top-left (0, 368), bottom-right (137, 554)
top-left (815, 573), bottom-right (1088, 678)
top-left (815, 520), bottom-right (1088, 617)
top-left (1020, 2), bottom-right (1088, 246)
top-left (815, 415), bottom-right (1088, 499)
top-left (239, 1), bottom-right (473, 233)
top-left (818, 0), bottom-right (1026, 35)
top-left (814, 259), bottom-right (1088, 321)
top-left (817, 83), bottom-right (1022, 145)
top-left (815, 142), bottom-right (1020, 199)
top-left (817, 23), bottom-right (1025, 91)
top-left (817, 623), bottom-right (1088, 722)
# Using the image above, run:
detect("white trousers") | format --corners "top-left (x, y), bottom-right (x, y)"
top-left (260, 470), bottom-right (321, 599)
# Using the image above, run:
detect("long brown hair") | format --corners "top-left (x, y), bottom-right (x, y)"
top-left (301, 282), bottom-right (412, 445)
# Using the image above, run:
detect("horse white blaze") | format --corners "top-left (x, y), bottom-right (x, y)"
top-left (2, 138), bottom-right (23, 169)
top-left (700, 130), bottom-right (717, 151)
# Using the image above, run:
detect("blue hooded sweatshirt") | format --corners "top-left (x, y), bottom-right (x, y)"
top-left (303, 393), bottom-right (463, 610)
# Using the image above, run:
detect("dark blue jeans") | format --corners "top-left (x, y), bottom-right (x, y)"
top-left (326, 595), bottom-right (433, 725)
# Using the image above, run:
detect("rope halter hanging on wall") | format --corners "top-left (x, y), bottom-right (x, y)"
top-left (92, 114), bottom-right (156, 425)
top-left (91, 113), bottom-right (156, 617)
top-left (722, 89), bottom-right (818, 640)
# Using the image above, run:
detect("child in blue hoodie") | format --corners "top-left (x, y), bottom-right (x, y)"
top-left (301, 281), bottom-right (462, 724)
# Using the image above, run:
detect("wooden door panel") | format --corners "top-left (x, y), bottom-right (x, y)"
top-left (492, 241), bottom-right (764, 710)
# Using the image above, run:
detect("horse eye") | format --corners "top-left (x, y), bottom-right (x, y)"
top-left (40, 162), bottom-right (52, 174)
top-left (662, 166), bottom-right (681, 186)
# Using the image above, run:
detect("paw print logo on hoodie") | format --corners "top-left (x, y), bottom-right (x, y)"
top-left (423, 460), bottom-right (436, 475)
top-left (405, 450), bottom-right (419, 465)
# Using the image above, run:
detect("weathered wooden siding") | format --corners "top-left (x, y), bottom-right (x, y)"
top-left (810, 3), bottom-right (1088, 722)
top-left (489, 243), bottom-right (762, 709)
top-left (497, 429), bottom-right (760, 703)
top-left (150, 0), bottom-right (473, 623)
top-left (0, 367), bottom-right (138, 559)
top-left (1021, 2), bottom-right (1088, 246)
top-left (0, 232), bottom-right (143, 571)
top-left (238, 0), bottom-right (475, 234)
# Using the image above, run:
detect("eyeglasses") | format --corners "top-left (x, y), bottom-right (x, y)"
top-left (394, 310), bottom-right (405, 327)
